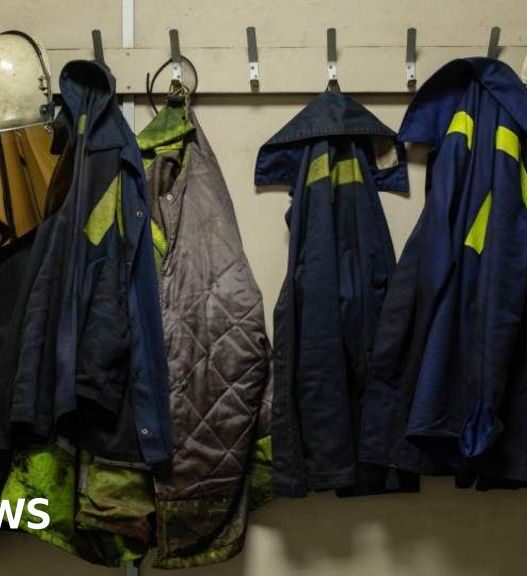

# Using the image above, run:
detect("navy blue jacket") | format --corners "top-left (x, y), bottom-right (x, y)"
top-left (255, 91), bottom-right (417, 496)
top-left (360, 58), bottom-right (527, 483)
top-left (0, 60), bottom-right (171, 465)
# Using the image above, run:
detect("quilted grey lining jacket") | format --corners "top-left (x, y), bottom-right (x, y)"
top-left (137, 101), bottom-right (272, 569)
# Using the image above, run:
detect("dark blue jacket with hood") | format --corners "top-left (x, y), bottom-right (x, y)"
top-left (360, 58), bottom-right (527, 486)
top-left (255, 91), bottom-right (418, 496)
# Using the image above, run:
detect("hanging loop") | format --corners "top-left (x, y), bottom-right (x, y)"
top-left (406, 28), bottom-right (417, 88)
top-left (146, 45), bottom-right (198, 115)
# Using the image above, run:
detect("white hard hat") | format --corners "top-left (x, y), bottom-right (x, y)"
top-left (0, 31), bottom-right (54, 132)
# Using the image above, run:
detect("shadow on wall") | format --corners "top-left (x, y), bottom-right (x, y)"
top-left (141, 477), bottom-right (527, 576)
top-left (256, 478), bottom-right (527, 576)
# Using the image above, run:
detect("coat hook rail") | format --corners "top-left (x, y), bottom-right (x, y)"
top-left (44, 34), bottom-right (527, 95)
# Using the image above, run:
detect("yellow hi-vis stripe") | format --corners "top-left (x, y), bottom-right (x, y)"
top-left (84, 174), bottom-right (122, 245)
top-left (332, 158), bottom-right (364, 186)
top-left (151, 220), bottom-right (168, 271)
top-left (496, 126), bottom-right (520, 161)
top-left (465, 192), bottom-right (492, 255)
top-left (306, 154), bottom-right (330, 186)
top-left (78, 114), bottom-right (87, 135)
top-left (306, 153), bottom-right (363, 187)
top-left (446, 111), bottom-right (474, 150)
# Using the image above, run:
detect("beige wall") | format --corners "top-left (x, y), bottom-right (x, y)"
top-left (2, 1), bottom-right (527, 575)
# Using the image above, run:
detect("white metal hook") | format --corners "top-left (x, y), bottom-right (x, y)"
top-left (170, 29), bottom-right (182, 83)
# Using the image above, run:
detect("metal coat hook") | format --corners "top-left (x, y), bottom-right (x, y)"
top-left (406, 28), bottom-right (417, 88)
top-left (246, 27), bottom-right (260, 89)
top-left (487, 26), bottom-right (501, 59)
top-left (91, 29), bottom-right (105, 65)
top-left (146, 31), bottom-right (198, 113)
top-left (169, 29), bottom-right (182, 84)
top-left (326, 28), bottom-right (340, 93)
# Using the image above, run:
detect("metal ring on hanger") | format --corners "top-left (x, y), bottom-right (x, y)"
top-left (146, 56), bottom-right (198, 114)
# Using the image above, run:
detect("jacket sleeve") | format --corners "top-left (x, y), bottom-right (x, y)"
top-left (461, 141), bottom-right (527, 457)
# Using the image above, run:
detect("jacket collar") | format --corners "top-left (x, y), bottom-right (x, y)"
top-left (255, 91), bottom-right (408, 192)
top-left (59, 60), bottom-right (126, 151)
top-left (399, 58), bottom-right (527, 145)
top-left (137, 102), bottom-right (195, 156)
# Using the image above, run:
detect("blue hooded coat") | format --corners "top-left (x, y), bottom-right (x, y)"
top-left (360, 58), bottom-right (527, 484)
top-left (255, 91), bottom-right (418, 496)
top-left (0, 60), bottom-right (171, 465)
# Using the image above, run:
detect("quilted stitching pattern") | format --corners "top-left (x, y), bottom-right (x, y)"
top-left (154, 127), bottom-right (269, 502)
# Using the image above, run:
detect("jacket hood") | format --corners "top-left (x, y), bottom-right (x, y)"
top-left (262, 91), bottom-right (395, 145)
top-left (255, 91), bottom-right (408, 192)
top-left (59, 60), bottom-right (126, 151)
top-left (399, 57), bottom-right (527, 145)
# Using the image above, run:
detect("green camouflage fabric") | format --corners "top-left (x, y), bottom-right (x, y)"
top-left (154, 435), bottom-right (273, 569)
top-left (76, 452), bottom-right (155, 545)
top-left (1, 446), bottom-right (148, 566)
top-left (248, 435), bottom-right (274, 512)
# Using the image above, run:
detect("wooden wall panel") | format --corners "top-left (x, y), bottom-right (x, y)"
top-left (0, 0), bottom-right (121, 48)
top-left (135, 0), bottom-right (527, 48)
